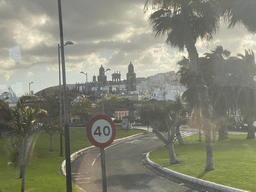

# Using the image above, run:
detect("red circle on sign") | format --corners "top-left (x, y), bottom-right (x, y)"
top-left (87, 115), bottom-right (116, 148)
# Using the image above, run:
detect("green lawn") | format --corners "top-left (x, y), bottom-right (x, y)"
top-left (0, 127), bottom-right (144, 192)
top-left (150, 134), bottom-right (256, 192)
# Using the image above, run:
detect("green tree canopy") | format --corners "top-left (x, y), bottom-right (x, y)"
top-left (70, 98), bottom-right (92, 123)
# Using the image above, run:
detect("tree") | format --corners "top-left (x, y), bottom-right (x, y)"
top-left (140, 99), bottom-right (183, 164)
top-left (180, 47), bottom-right (256, 142)
top-left (44, 124), bottom-right (63, 151)
top-left (219, 0), bottom-right (256, 33)
top-left (36, 89), bottom-right (79, 156)
top-left (147, 0), bottom-right (219, 73)
top-left (209, 49), bottom-right (256, 139)
top-left (236, 50), bottom-right (256, 139)
top-left (146, 0), bottom-right (256, 170)
top-left (146, 0), bottom-right (221, 170)
top-left (70, 98), bottom-right (92, 124)
top-left (218, 1), bottom-right (256, 138)
top-left (205, 46), bottom-right (232, 140)
top-left (0, 95), bottom-right (47, 191)
top-left (38, 90), bottom-right (60, 125)
top-left (92, 96), bottom-right (134, 118)
top-left (34, 90), bottom-right (64, 156)
top-left (174, 96), bottom-right (185, 145)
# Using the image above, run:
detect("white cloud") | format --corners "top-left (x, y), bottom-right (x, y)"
top-left (0, 70), bottom-right (14, 81)
top-left (0, 59), bottom-right (16, 69)
top-left (0, 1), bottom-right (256, 93)
top-left (196, 19), bottom-right (256, 56)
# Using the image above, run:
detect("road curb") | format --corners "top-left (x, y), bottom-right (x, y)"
top-left (145, 152), bottom-right (249, 192)
top-left (61, 132), bottom-right (146, 177)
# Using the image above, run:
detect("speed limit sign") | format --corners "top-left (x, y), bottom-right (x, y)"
top-left (87, 115), bottom-right (116, 148)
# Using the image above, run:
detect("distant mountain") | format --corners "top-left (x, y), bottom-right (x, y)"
top-left (35, 84), bottom-right (76, 96)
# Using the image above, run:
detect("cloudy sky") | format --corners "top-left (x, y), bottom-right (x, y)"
top-left (0, 0), bottom-right (256, 95)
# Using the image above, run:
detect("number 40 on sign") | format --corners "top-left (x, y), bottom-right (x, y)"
top-left (87, 115), bottom-right (116, 148)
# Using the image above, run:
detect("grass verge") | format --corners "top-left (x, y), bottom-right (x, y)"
top-left (149, 134), bottom-right (256, 192)
top-left (0, 126), bottom-right (144, 192)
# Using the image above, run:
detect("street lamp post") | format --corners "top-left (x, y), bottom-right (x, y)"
top-left (57, 0), bottom-right (73, 191)
top-left (29, 82), bottom-right (33, 95)
top-left (58, 41), bottom-right (73, 157)
top-left (80, 71), bottom-right (88, 93)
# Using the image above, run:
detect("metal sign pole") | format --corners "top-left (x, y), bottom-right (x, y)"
top-left (100, 148), bottom-right (107, 192)
top-left (87, 115), bottom-right (116, 192)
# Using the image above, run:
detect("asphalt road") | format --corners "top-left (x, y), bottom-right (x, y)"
top-left (71, 132), bottom-right (213, 192)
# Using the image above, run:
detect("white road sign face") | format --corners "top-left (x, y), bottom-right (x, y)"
top-left (87, 115), bottom-right (116, 148)
top-left (91, 119), bottom-right (113, 143)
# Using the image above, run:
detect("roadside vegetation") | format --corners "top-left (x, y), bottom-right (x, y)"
top-left (0, 127), bottom-right (144, 191)
top-left (145, 0), bottom-right (256, 172)
top-left (1, 1), bottom-right (256, 191)
top-left (149, 134), bottom-right (256, 192)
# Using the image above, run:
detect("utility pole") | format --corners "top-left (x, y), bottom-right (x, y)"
top-left (57, 0), bottom-right (72, 191)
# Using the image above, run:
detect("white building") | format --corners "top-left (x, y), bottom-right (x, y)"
top-left (145, 85), bottom-right (186, 101)
top-left (165, 85), bottom-right (186, 101)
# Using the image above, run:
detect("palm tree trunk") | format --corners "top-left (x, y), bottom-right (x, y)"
top-left (218, 125), bottom-right (227, 140)
top-left (198, 126), bottom-right (202, 142)
top-left (199, 80), bottom-right (215, 171)
top-left (246, 115), bottom-right (255, 139)
top-left (19, 165), bottom-right (23, 179)
top-left (186, 41), bottom-right (199, 73)
top-left (225, 110), bottom-right (229, 139)
top-left (205, 133), bottom-right (214, 171)
top-left (212, 125), bottom-right (216, 143)
top-left (50, 134), bottom-right (53, 151)
top-left (21, 164), bottom-right (26, 192)
top-left (20, 135), bottom-right (28, 191)
top-left (60, 133), bottom-right (63, 157)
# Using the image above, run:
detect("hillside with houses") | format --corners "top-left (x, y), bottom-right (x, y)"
top-left (137, 71), bottom-right (186, 101)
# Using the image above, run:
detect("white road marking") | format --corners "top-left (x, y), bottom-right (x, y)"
top-left (91, 153), bottom-right (101, 166)
top-left (74, 178), bottom-right (90, 180)
top-left (91, 141), bottom-right (121, 166)
top-left (125, 139), bottom-right (141, 144)
top-left (78, 181), bottom-right (91, 184)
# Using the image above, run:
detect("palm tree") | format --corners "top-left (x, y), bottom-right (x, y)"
top-left (204, 46), bottom-right (232, 140)
top-left (0, 96), bottom-right (47, 191)
top-left (147, 0), bottom-right (220, 171)
top-left (219, 0), bottom-right (256, 139)
top-left (178, 57), bottom-right (202, 141)
top-left (148, 0), bottom-right (219, 73)
top-left (235, 86), bottom-right (255, 139)
top-left (236, 50), bottom-right (256, 139)
top-left (219, 0), bottom-right (256, 33)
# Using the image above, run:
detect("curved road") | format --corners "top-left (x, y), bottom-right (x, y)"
top-left (71, 133), bottom-right (209, 192)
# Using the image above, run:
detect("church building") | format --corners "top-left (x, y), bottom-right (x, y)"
top-left (76, 62), bottom-right (137, 94)
top-left (126, 62), bottom-right (136, 92)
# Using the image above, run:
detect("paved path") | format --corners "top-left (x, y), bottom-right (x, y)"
top-left (71, 132), bottom-right (216, 192)
top-left (69, 125), bottom-right (252, 192)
